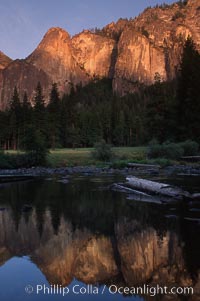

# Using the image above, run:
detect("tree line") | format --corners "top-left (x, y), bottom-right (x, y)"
top-left (0, 37), bottom-right (199, 151)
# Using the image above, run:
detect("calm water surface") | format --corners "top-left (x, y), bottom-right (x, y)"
top-left (0, 174), bottom-right (200, 301)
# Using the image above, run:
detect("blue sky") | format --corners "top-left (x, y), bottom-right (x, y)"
top-left (0, 0), bottom-right (175, 59)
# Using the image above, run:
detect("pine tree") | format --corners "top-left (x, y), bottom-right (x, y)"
top-left (9, 87), bottom-right (22, 149)
top-left (21, 92), bottom-right (32, 148)
top-left (62, 89), bottom-right (77, 148)
top-left (47, 83), bottom-right (61, 149)
top-left (60, 94), bottom-right (69, 147)
top-left (33, 82), bottom-right (47, 140)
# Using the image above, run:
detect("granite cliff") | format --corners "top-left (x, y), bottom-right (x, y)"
top-left (113, 0), bottom-right (200, 94)
top-left (0, 0), bottom-right (200, 108)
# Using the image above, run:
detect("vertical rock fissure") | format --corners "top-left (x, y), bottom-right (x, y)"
top-left (108, 43), bottom-right (118, 79)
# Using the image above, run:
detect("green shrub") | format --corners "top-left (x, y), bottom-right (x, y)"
top-left (12, 152), bottom-right (47, 168)
top-left (179, 140), bottom-right (199, 156)
top-left (0, 142), bottom-right (48, 169)
top-left (163, 142), bottom-right (184, 159)
top-left (92, 140), bottom-right (114, 161)
top-left (148, 140), bottom-right (199, 160)
top-left (148, 142), bottom-right (184, 160)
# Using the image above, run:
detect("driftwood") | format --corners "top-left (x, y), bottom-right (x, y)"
top-left (126, 176), bottom-right (191, 200)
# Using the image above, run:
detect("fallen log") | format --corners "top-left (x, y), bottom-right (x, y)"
top-left (111, 183), bottom-right (179, 205)
top-left (126, 176), bottom-right (191, 200)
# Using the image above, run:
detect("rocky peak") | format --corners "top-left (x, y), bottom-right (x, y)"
top-left (0, 51), bottom-right (12, 70)
top-left (27, 27), bottom-right (71, 68)
top-left (27, 26), bottom-right (87, 94)
top-left (35, 27), bottom-right (71, 50)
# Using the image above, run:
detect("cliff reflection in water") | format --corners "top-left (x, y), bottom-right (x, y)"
top-left (0, 176), bottom-right (200, 300)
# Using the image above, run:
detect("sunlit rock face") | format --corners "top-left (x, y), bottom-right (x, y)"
top-left (113, 30), bottom-right (167, 95)
top-left (71, 31), bottom-right (116, 79)
top-left (186, 0), bottom-right (200, 47)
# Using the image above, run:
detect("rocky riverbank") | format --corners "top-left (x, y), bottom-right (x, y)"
top-left (0, 164), bottom-right (200, 178)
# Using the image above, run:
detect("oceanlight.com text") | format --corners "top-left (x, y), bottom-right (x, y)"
top-left (25, 283), bottom-right (194, 297)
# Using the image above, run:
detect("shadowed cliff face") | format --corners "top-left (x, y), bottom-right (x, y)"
top-left (0, 60), bottom-right (50, 110)
top-left (0, 0), bottom-right (200, 107)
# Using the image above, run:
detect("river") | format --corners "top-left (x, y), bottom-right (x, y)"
top-left (0, 174), bottom-right (200, 300)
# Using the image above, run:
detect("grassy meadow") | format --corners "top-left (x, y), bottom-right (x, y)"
top-left (47, 147), bottom-right (147, 167)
